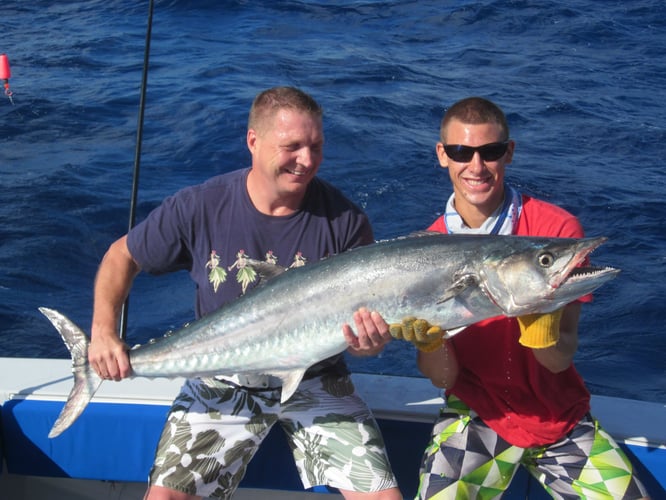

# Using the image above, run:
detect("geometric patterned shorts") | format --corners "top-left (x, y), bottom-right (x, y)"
top-left (148, 373), bottom-right (398, 499)
top-left (416, 397), bottom-right (648, 500)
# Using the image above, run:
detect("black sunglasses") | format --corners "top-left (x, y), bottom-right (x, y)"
top-left (442, 141), bottom-right (509, 163)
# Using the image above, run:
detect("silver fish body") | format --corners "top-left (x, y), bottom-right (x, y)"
top-left (40, 233), bottom-right (619, 437)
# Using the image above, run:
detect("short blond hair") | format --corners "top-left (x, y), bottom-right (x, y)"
top-left (248, 86), bottom-right (323, 134)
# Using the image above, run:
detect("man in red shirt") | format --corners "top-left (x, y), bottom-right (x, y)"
top-left (408, 97), bottom-right (648, 499)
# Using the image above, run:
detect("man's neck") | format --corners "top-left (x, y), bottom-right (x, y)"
top-left (246, 170), bottom-right (305, 216)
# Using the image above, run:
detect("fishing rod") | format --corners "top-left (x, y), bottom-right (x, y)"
top-left (119, 0), bottom-right (155, 340)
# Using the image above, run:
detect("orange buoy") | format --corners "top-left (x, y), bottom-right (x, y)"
top-left (0, 53), bottom-right (10, 80)
top-left (1, 53), bottom-right (13, 103)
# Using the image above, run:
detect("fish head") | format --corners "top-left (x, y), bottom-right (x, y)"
top-left (479, 236), bottom-right (620, 316)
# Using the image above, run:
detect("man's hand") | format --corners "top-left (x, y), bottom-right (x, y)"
top-left (516, 309), bottom-right (563, 349)
top-left (389, 316), bottom-right (444, 352)
top-left (88, 329), bottom-right (131, 381)
top-left (343, 308), bottom-right (393, 357)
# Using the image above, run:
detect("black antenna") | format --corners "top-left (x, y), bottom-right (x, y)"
top-left (119, 0), bottom-right (155, 340)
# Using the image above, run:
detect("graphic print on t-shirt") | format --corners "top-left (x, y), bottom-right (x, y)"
top-left (206, 248), bottom-right (308, 295)
top-left (205, 250), bottom-right (227, 293)
top-left (227, 250), bottom-right (257, 294)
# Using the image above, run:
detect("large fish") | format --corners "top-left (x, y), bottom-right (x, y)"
top-left (40, 233), bottom-right (619, 438)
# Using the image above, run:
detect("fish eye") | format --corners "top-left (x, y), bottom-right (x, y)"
top-left (538, 251), bottom-right (555, 268)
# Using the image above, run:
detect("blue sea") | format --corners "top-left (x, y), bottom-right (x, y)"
top-left (1, 0), bottom-right (665, 404)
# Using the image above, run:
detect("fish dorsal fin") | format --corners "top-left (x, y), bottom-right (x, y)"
top-left (406, 230), bottom-right (441, 238)
top-left (245, 259), bottom-right (288, 283)
top-left (437, 274), bottom-right (478, 304)
top-left (374, 231), bottom-right (440, 244)
top-left (269, 368), bottom-right (308, 403)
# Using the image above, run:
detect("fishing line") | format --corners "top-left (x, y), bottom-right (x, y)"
top-left (120, 0), bottom-right (155, 340)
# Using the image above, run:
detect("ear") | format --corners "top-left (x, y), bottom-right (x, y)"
top-left (504, 140), bottom-right (516, 164)
top-left (247, 128), bottom-right (257, 153)
top-left (436, 142), bottom-right (449, 168)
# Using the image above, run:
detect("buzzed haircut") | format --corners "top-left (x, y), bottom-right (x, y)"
top-left (440, 97), bottom-right (509, 142)
top-left (248, 86), bottom-right (323, 134)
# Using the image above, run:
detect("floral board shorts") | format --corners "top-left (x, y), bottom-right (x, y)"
top-left (416, 396), bottom-right (648, 499)
top-left (148, 373), bottom-right (398, 498)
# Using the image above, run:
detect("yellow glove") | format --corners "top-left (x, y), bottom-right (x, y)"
top-left (516, 309), bottom-right (563, 348)
top-left (389, 316), bottom-right (444, 353)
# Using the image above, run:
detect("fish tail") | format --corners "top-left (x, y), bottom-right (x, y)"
top-left (38, 307), bottom-right (103, 438)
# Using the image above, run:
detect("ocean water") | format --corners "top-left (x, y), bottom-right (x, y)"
top-left (1, 0), bottom-right (665, 403)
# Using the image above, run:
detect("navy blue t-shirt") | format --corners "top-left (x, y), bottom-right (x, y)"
top-left (126, 168), bottom-right (373, 375)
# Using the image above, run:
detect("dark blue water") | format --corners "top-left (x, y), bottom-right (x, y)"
top-left (2, 0), bottom-right (665, 403)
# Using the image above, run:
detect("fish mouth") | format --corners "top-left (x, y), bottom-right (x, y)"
top-left (552, 236), bottom-right (620, 290)
top-left (562, 264), bottom-right (620, 285)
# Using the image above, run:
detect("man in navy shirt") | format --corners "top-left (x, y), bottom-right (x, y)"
top-left (88, 86), bottom-right (402, 500)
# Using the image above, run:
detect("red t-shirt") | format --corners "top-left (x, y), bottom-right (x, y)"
top-left (428, 195), bottom-right (592, 447)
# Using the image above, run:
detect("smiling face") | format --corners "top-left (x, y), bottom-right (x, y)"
top-left (437, 118), bottom-right (515, 229)
top-left (246, 107), bottom-right (324, 215)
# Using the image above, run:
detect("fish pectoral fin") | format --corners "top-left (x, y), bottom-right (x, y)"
top-left (437, 275), bottom-right (478, 304)
top-left (245, 259), bottom-right (287, 283)
top-left (271, 369), bottom-right (308, 403)
top-left (442, 326), bottom-right (468, 339)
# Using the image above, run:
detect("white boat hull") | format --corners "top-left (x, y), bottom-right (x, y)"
top-left (1, 358), bottom-right (664, 499)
